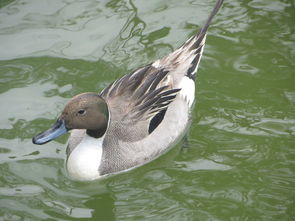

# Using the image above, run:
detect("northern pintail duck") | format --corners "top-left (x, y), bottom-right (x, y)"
top-left (33, 0), bottom-right (224, 180)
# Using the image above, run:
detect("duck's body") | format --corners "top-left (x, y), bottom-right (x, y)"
top-left (67, 86), bottom-right (191, 180)
top-left (33, 0), bottom-right (224, 181)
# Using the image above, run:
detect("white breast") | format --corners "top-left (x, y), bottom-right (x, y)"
top-left (66, 135), bottom-right (103, 181)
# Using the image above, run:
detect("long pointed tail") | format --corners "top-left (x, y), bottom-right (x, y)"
top-left (200, 0), bottom-right (224, 37)
top-left (180, 0), bottom-right (224, 79)
top-left (151, 0), bottom-right (224, 82)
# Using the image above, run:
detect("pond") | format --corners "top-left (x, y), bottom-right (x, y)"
top-left (0, 0), bottom-right (294, 220)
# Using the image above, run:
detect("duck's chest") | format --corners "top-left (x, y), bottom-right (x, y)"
top-left (66, 135), bottom-right (103, 181)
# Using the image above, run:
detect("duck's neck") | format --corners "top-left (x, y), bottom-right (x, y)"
top-left (86, 128), bottom-right (106, 138)
top-left (86, 108), bottom-right (110, 138)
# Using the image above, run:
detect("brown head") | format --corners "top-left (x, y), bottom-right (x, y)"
top-left (32, 92), bottom-right (109, 144)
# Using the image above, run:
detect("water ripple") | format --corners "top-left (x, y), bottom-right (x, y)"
top-left (0, 0), bottom-right (294, 220)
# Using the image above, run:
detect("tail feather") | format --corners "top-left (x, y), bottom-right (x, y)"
top-left (200, 0), bottom-right (224, 36)
top-left (152, 0), bottom-right (224, 81)
top-left (185, 0), bottom-right (224, 48)
top-left (183, 0), bottom-right (224, 79)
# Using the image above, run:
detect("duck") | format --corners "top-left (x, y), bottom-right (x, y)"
top-left (32, 0), bottom-right (224, 181)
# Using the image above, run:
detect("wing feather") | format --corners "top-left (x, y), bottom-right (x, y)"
top-left (100, 64), bottom-right (180, 141)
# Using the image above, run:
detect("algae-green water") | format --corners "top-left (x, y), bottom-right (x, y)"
top-left (0, 0), bottom-right (294, 220)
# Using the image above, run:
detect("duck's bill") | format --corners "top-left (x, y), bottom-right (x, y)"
top-left (32, 119), bottom-right (68, 145)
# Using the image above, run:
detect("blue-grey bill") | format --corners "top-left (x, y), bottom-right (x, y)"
top-left (32, 119), bottom-right (68, 145)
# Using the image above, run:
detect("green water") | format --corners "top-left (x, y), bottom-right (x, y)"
top-left (0, 0), bottom-right (294, 220)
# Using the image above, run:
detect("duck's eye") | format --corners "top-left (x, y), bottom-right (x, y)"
top-left (78, 109), bottom-right (86, 115)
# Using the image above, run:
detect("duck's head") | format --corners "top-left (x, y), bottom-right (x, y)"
top-left (32, 92), bottom-right (109, 145)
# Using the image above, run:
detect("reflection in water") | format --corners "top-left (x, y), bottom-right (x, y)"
top-left (102, 0), bottom-right (173, 70)
top-left (0, 0), bottom-right (126, 60)
top-left (0, 0), bottom-right (295, 220)
top-left (80, 192), bottom-right (115, 220)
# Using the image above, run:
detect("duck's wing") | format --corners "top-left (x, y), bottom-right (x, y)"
top-left (100, 0), bottom-right (224, 142)
top-left (100, 64), bottom-right (180, 142)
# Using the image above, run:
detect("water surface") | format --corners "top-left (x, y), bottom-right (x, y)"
top-left (0, 0), bottom-right (294, 220)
